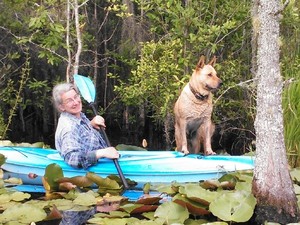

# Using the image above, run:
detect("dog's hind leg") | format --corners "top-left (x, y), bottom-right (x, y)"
top-left (187, 119), bottom-right (203, 154)
top-left (190, 131), bottom-right (201, 154)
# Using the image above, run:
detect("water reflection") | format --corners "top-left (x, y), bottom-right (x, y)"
top-left (59, 207), bottom-right (96, 225)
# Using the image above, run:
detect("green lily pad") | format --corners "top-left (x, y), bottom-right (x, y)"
top-left (57, 175), bottom-right (94, 187)
top-left (4, 177), bottom-right (23, 185)
top-left (0, 204), bottom-right (47, 223)
top-left (31, 142), bottom-right (45, 147)
top-left (0, 140), bottom-right (14, 146)
top-left (44, 163), bottom-right (64, 191)
top-left (0, 153), bottom-right (6, 166)
top-left (86, 172), bottom-right (120, 189)
top-left (209, 190), bottom-right (256, 222)
top-left (87, 217), bottom-right (137, 225)
top-left (202, 222), bottom-right (228, 225)
top-left (10, 191), bottom-right (31, 201)
top-left (179, 184), bottom-right (218, 205)
top-left (173, 193), bottom-right (210, 216)
top-left (154, 201), bottom-right (189, 224)
top-left (73, 192), bottom-right (97, 206)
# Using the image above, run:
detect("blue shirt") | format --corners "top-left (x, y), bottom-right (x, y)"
top-left (55, 112), bottom-right (108, 169)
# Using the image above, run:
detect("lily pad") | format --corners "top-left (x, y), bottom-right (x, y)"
top-left (57, 175), bottom-right (94, 187)
top-left (10, 191), bottom-right (31, 201)
top-left (173, 193), bottom-right (210, 216)
top-left (136, 196), bottom-right (162, 205)
top-left (0, 204), bottom-right (47, 223)
top-left (0, 153), bottom-right (6, 166)
top-left (73, 192), bottom-right (97, 206)
top-left (4, 177), bottom-right (23, 185)
top-left (209, 190), bottom-right (256, 222)
top-left (0, 140), bottom-right (14, 146)
top-left (179, 184), bottom-right (218, 205)
top-left (154, 201), bottom-right (189, 224)
top-left (86, 172), bottom-right (122, 194)
top-left (44, 163), bottom-right (64, 191)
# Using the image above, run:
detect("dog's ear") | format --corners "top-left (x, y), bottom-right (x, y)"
top-left (197, 55), bottom-right (206, 69)
top-left (208, 56), bottom-right (217, 66)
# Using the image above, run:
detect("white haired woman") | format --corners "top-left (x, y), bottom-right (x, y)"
top-left (52, 82), bottom-right (119, 169)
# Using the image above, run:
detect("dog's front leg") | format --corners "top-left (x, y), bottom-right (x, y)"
top-left (202, 120), bottom-right (216, 155)
top-left (177, 120), bottom-right (189, 155)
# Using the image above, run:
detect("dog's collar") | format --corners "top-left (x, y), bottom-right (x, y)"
top-left (189, 83), bottom-right (209, 101)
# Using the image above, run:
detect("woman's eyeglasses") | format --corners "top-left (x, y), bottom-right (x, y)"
top-left (63, 93), bottom-right (81, 105)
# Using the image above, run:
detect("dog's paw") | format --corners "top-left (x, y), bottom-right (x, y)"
top-left (205, 150), bottom-right (216, 155)
top-left (181, 149), bottom-right (190, 155)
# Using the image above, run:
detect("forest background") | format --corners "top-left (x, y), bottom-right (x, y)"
top-left (0, 0), bottom-right (299, 165)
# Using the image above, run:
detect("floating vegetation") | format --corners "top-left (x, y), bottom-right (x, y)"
top-left (0, 162), bottom-right (260, 224)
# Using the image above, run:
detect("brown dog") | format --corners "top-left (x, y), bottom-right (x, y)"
top-left (174, 56), bottom-right (222, 155)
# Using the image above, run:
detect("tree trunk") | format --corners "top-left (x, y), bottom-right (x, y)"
top-left (252, 0), bottom-right (299, 223)
top-left (66, 0), bottom-right (71, 82)
top-left (73, 0), bottom-right (82, 77)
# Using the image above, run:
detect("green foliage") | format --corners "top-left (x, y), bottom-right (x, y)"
top-left (283, 79), bottom-right (300, 167)
top-left (281, 0), bottom-right (300, 167)
top-left (115, 39), bottom-right (188, 122)
top-left (0, 109), bottom-right (6, 140)
top-left (115, 0), bottom-right (254, 151)
top-left (0, 51), bottom-right (30, 139)
top-left (136, 0), bottom-right (249, 55)
top-left (26, 78), bottom-right (51, 110)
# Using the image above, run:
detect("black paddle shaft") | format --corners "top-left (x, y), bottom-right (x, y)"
top-left (90, 103), bottom-right (129, 189)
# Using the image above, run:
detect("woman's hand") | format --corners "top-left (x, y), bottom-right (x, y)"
top-left (96, 147), bottom-right (120, 159)
top-left (90, 115), bottom-right (106, 130)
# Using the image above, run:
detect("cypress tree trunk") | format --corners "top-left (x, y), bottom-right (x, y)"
top-left (252, 0), bottom-right (299, 223)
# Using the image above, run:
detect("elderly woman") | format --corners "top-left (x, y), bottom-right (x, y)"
top-left (52, 82), bottom-right (119, 169)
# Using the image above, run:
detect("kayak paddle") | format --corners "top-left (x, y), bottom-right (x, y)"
top-left (73, 74), bottom-right (129, 189)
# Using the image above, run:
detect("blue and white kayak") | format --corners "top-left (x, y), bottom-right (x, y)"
top-left (0, 146), bottom-right (254, 188)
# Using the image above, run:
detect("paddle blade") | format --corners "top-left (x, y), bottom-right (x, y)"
top-left (74, 74), bottom-right (96, 103)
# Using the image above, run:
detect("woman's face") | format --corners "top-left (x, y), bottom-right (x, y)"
top-left (59, 89), bottom-right (82, 117)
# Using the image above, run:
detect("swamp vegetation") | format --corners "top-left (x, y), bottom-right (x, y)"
top-left (0, 0), bottom-right (299, 224)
